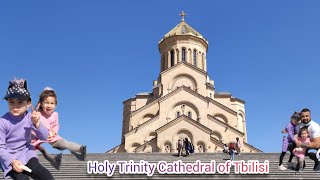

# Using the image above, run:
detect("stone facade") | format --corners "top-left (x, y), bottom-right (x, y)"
top-left (107, 13), bottom-right (261, 154)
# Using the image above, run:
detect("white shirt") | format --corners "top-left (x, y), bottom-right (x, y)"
top-left (295, 120), bottom-right (320, 139)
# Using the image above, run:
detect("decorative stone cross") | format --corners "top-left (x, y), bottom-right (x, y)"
top-left (179, 11), bottom-right (187, 21)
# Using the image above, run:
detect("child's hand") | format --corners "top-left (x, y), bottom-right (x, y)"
top-left (47, 130), bottom-right (56, 141)
top-left (49, 130), bottom-right (56, 137)
top-left (31, 105), bottom-right (41, 128)
top-left (282, 129), bottom-right (288, 133)
top-left (296, 140), bottom-right (302, 147)
top-left (11, 160), bottom-right (23, 173)
top-left (47, 135), bottom-right (52, 141)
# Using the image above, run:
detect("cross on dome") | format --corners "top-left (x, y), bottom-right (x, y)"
top-left (179, 11), bottom-right (187, 22)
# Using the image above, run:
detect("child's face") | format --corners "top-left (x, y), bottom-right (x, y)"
top-left (291, 118), bottom-right (300, 125)
top-left (41, 96), bottom-right (56, 116)
top-left (301, 130), bottom-right (308, 139)
top-left (7, 98), bottom-right (30, 117)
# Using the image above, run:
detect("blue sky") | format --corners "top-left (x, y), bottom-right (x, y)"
top-left (0, 1), bottom-right (319, 153)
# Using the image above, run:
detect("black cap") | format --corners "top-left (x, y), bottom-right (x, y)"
top-left (3, 79), bottom-right (31, 101)
top-left (291, 112), bottom-right (300, 120)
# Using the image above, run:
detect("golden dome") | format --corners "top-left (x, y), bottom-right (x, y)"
top-left (159, 11), bottom-right (208, 45)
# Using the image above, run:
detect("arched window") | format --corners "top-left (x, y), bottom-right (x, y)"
top-left (202, 53), bottom-right (205, 70)
top-left (193, 49), bottom-right (197, 67)
top-left (188, 111), bottom-right (192, 118)
top-left (161, 54), bottom-right (165, 71)
top-left (182, 48), bottom-right (186, 62)
top-left (176, 111), bottom-right (180, 118)
top-left (170, 50), bottom-right (175, 67)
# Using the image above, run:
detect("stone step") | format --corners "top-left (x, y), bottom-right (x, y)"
top-left (1, 153), bottom-right (320, 179)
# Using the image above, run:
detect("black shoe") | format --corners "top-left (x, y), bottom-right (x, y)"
top-left (80, 145), bottom-right (87, 161)
top-left (295, 164), bottom-right (300, 171)
top-left (54, 153), bottom-right (63, 170)
top-left (314, 163), bottom-right (320, 171)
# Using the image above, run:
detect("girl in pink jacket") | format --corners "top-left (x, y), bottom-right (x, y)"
top-left (293, 126), bottom-right (310, 173)
top-left (32, 88), bottom-right (87, 170)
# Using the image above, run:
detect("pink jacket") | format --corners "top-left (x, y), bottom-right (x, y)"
top-left (293, 137), bottom-right (310, 158)
top-left (32, 112), bottom-right (62, 147)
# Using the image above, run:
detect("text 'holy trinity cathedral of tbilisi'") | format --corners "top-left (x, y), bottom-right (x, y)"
top-left (107, 12), bottom-right (262, 154)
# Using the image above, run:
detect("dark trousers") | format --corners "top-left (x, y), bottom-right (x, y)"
top-left (279, 142), bottom-right (295, 166)
top-left (294, 148), bottom-right (319, 171)
top-left (8, 157), bottom-right (54, 180)
top-left (178, 147), bottom-right (182, 156)
top-left (307, 149), bottom-right (319, 170)
top-left (185, 147), bottom-right (190, 156)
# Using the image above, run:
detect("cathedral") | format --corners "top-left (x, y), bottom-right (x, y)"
top-left (107, 12), bottom-right (261, 153)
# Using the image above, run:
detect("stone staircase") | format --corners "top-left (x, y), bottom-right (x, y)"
top-left (1, 153), bottom-right (320, 179)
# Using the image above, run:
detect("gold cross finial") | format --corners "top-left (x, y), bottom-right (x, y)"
top-left (179, 11), bottom-right (187, 22)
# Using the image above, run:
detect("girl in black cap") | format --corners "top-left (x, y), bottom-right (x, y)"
top-left (0, 79), bottom-right (54, 179)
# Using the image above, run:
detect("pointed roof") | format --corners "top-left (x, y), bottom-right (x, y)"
top-left (155, 115), bottom-right (212, 134)
top-left (129, 85), bottom-right (239, 118)
top-left (159, 11), bottom-right (208, 45)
